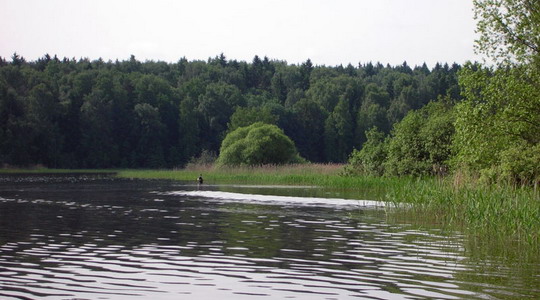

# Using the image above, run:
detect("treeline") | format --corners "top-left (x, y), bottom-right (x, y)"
top-left (0, 53), bottom-right (460, 168)
top-left (346, 65), bottom-right (539, 185)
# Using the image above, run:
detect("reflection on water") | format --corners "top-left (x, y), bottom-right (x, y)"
top-left (168, 190), bottom-right (386, 208)
top-left (0, 174), bottom-right (538, 299)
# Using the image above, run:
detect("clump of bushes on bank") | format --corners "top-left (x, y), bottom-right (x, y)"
top-left (216, 122), bottom-right (305, 166)
top-left (345, 99), bottom-right (455, 178)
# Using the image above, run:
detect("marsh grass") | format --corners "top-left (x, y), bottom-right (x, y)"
top-left (120, 163), bottom-right (344, 183)
top-left (117, 164), bottom-right (418, 199)
top-left (385, 177), bottom-right (540, 246)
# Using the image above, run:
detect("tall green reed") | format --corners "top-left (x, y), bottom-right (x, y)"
top-left (385, 177), bottom-right (540, 246)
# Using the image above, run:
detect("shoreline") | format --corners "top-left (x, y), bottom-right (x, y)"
top-left (2, 165), bottom-right (538, 246)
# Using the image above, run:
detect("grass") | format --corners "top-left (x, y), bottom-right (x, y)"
top-left (118, 163), bottom-right (343, 183)
top-left (116, 164), bottom-right (419, 199)
top-left (385, 176), bottom-right (540, 246)
top-left (119, 163), bottom-right (420, 188)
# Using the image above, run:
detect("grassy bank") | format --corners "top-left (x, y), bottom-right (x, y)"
top-left (118, 164), bottom-right (344, 184)
top-left (117, 164), bottom-right (420, 199)
top-left (118, 163), bottom-right (421, 188)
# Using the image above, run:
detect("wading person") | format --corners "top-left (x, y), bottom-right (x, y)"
top-left (197, 174), bottom-right (203, 185)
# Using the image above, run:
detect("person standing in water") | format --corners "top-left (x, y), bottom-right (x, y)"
top-left (197, 174), bottom-right (203, 184)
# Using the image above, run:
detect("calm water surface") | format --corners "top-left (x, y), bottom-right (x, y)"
top-left (0, 174), bottom-right (538, 299)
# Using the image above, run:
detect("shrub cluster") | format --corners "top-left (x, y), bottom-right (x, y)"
top-left (217, 122), bottom-right (304, 166)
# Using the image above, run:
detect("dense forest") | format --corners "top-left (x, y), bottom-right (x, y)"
top-left (0, 53), bottom-right (461, 169)
top-left (4, 0), bottom-right (538, 188)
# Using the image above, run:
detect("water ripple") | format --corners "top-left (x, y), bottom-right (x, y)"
top-left (0, 177), bottom-right (537, 299)
top-left (0, 224), bottom-right (506, 300)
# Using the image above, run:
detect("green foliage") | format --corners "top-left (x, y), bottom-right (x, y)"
top-left (346, 99), bottom-right (455, 177)
top-left (473, 0), bottom-right (540, 66)
top-left (227, 106), bottom-right (278, 133)
top-left (0, 53), bottom-right (460, 168)
top-left (217, 122), bottom-right (304, 166)
top-left (291, 98), bottom-right (327, 162)
top-left (178, 96), bottom-right (201, 164)
top-left (499, 143), bottom-right (540, 185)
top-left (343, 0), bottom-right (540, 186)
top-left (355, 101), bottom-right (388, 147)
top-left (455, 65), bottom-right (540, 168)
top-left (453, 0), bottom-right (540, 185)
top-left (384, 100), bottom-right (455, 176)
top-left (198, 82), bottom-right (244, 151)
top-left (384, 108), bottom-right (429, 176)
top-left (132, 103), bottom-right (165, 168)
top-left (345, 127), bottom-right (387, 176)
top-left (420, 99), bottom-right (456, 167)
top-left (324, 98), bottom-right (354, 162)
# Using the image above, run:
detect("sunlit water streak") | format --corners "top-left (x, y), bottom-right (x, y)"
top-left (0, 175), bottom-right (538, 299)
top-left (167, 190), bottom-right (386, 208)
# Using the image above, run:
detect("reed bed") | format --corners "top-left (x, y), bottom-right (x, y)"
top-left (117, 164), bottom-right (417, 198)
top-left (119, 163), bottom-right (343, 183)
top-left (385, 177), bottom-right (540, 246)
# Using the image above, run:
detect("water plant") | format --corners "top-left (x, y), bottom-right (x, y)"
top-left (385, 176), bottom-right (540, 246)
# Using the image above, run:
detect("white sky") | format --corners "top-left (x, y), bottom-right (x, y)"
top-left (0, 0), bottom-right (479, 67)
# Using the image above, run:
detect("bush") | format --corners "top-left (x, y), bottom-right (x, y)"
top-left (384, 100), bottom-right (454, 176)
top-left (344, 127), bottom-right (387, 176)
top-left (481, 143), bottom-right (540, 186)
top-left (454, 63), bottom-right (540, 186)
top-left (217, 122), bottom-right (304, 166)
top-left (185, 149), bottom-right (217, 169)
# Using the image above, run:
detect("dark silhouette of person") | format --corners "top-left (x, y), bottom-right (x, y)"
top-left (197, 174), bottom-right (203, 184)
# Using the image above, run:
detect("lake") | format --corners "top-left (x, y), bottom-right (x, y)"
top-left (0, 174), bottom-right (538, 299)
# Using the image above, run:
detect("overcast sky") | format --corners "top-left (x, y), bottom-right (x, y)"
top-left (0, 0), bottom-right (480, 67)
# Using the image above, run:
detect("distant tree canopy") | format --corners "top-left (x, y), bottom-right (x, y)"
top-left (0, 52), bottom-right (461, 168)
top-left (217, 122), bottom-right (303, 166)
top-left (346, 98), bottom-right (455, 177)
